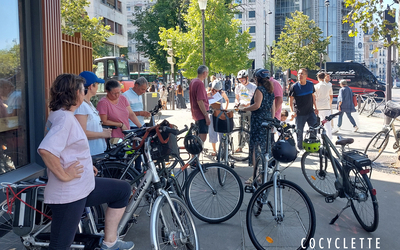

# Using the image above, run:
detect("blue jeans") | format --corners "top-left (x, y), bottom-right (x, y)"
top-left (337, 112), bottom-right (357, 128)
top-left (295, 112), bottom-right (318, 150)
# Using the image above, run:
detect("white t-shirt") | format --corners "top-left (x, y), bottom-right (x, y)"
top-left (38, 109), bottom-right (95, 204)
top-left (75, 101), bottom-right (107, 155)
top-left (314, 81), bottom-right (333, 110)
top-left (235, 82), bottom-right (257, 105)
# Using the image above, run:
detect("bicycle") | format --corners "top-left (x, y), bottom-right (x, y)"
top-left (1, 124), bottom-right (200, 250)
top-left (245, 118), bottom-right (316, 250)
top-left (170, 123), bottom-right (244, 224)
top-left (364, 100), bottom-right (400, 162)
top-left (358, 91), bottom-right (386, 117)
top-left (213, 109), bottom-right (235, 170)
top-left (301, 112), bottom-right (379, 232)
top-left (229, 109), bottom-right (251, 162)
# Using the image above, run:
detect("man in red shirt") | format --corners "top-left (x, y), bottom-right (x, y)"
top-left (189, 65), bottom-right (210, 142)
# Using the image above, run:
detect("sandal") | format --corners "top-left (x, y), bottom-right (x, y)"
top-left (245, 177), bottom-right (253, 185)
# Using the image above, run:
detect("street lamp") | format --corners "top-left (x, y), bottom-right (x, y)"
top-left (199, 0), bottom-right (208, 66)
top-left (325, 0), bottom-right (330, 57)
top-left (167, 39), bottom-right (176, 110)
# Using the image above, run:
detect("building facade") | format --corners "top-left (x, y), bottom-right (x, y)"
top-left (126, 0), bottom-right (153, 72)
top-left (86, 0), bottom-right (128, 56)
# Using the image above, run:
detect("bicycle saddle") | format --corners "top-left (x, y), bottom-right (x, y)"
top-left (335, 137), bottom-right (354, 146)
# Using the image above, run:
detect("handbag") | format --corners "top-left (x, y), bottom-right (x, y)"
top-left (213, 110), bottom-right (234, 133)
top-left (353, 95), bottom-right (358, 107)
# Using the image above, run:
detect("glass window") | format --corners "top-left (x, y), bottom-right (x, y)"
top-left (0, 0), bottom-right (29, 175)
top-left (107, 60), bottom-right (116, 78)
top-left (249, 26), bottom-right (256, 33)
top-left (249, 41), bottom-right (256, 48)
top-left (127, 6), bottom-right (131, 11)
top-left (236, 12), bottom-right (242, 19)
top-left (238, 27), bottom-right (242, 33)
top-left (117, 59), bottom-right (129, 77)
top-left (249, 11), bottom-right (255, 18)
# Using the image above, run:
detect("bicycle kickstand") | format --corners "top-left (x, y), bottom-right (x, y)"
top-left (329, 200), bottom-right (351, 225)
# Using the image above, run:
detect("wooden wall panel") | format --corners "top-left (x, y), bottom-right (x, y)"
top-left (62, 33), bottom-right (93, 75)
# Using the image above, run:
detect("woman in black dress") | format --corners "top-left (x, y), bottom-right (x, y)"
top-left (242, 69), bottom-right (275, 184)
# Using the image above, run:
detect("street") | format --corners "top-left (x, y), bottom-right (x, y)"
top-left (2, 89), bottom-right (400, 250)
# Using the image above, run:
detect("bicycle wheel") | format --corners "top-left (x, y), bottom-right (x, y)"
top-left (246, 180), bottom-right (316, 250)
top-left (99, 161), bottom-right (139, 186)
top-left (0, 200), bottom-right (12, 237)
top-left (151, 195), bottom-right (199, 250)
top-left (348, 167), bottom-right (379, 232)
top-left (301, 151), bottom-right (338, 197)
top-left (163, 154), bottom-right (188, 190)
top-left (217, 140), bottom-right (228, 186)
top-left (367, 101), bottom-right (377, 117)
top-left (253, 152), bottom-right (265, 189)
top-left (364, 130), bottom-right (389, 162)
top-left (229, 128), bottom-right (250, 161)
top-left (185, 163), bottom-right (244, 223)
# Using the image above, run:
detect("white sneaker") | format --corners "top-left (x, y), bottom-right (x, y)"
top-left (353, 126), bottom-right (359, 132)
top-left (332, 127), bottom-right (340, 134)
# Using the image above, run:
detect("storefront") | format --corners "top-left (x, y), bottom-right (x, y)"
top-left (0, 0), bottom-right (61, 183)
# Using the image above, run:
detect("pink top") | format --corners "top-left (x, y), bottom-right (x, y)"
top-left (271, 77), bottom-right (283, 119)
top-left (38, 109), bottom-right (95, 204)
top-left (97, 95), bottom-right (130, 138)
top-left (189, 78), bottom-right (209, 121)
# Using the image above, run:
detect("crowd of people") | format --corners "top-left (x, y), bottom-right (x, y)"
top-left (36, 64), bottom-right (359, 249)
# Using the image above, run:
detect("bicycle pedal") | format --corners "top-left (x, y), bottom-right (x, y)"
top-left (244, 185), bottom-right (255, 193)
top-left (325, 196), bottom-right (335, 203)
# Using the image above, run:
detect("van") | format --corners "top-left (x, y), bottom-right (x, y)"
top-left (285, 62), bottom-right (386, 97)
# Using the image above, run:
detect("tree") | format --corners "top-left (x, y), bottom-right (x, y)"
top-left (61, 0), bottom-right (112, 58)
top-left (131, 0), bottom-right (189, 77)
top-left (0, 43), bottom-right (20, 79)
top-left (272, 11), bottom-right (330, 71)
top-left (159, 0), bottom-right (252, 79)
top-left (343, 0), bottom-right (398, 48)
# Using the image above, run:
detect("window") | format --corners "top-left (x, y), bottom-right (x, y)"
top-left (235, 0), bottom-right (242, 3)
top-left (249, 41), bottom-right (256, 48)
top-left (249, 11), bottom-right (255, 18)
top-left (238, 27), bottom-right (242, 33)
top-left (127, 6), bottom-right (131, 11)
top-left (115, 23), bottom-right (123, 35)
top-left (249, 0), bottom-right (256, 2)
top-left (0, 0), bottom-right (29, 174)
top-left (236, 12), bottom-right (242, 18)
top-left (369, 45), bottom-right (373, 50)
top-left (249, 26), bottom-right (256, 33)
top-left (107, 60), bottom-right (116, 78)
top-left (94, 62), bottom-right (105, 80)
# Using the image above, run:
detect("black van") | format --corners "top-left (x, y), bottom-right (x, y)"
top-left (286, 61), bottom-right (386, 97)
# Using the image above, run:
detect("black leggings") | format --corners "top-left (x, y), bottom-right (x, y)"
top-left (48, 177), bottom-right (131, 250)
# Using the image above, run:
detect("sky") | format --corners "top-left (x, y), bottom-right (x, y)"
top-left (0, 1), bottom-right (19, 50)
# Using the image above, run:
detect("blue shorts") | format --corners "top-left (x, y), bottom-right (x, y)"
top-left (196, 119), bottom-right (209, 134)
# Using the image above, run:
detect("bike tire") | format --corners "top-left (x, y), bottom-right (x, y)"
top-left (253, 152), bottom-right (265, 190)
top-left (246, 179), bottom-right (316, 250)
top-left (185, 163), bottom-right (244, 224)
top-left (301, 151), bottom-right (338, 197)
top-left (367, 101), bottom-right (377, 117)
top-left (348, 167), bottom-right (379, 232)
top-left (229, 128), bottom-right (250, 162)
top-left (217, 141), bottom-right (228, 186)
top-left (150, 195), bottom-right (199, 250)
top-left (162, 154), bottom-right (188, 190)
top-left (98, 161), bottom-right (140, 186)
top-left (364, 130), bottom-right (389, 162)
top-left (0, 200), bottom-right (13, 237)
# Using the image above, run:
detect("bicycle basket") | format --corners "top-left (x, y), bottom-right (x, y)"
top-left (11, 186), bottom-right (39, 236)
top-left (213, 110), bottom-right (234, 133)
top-left (150, 124), bottom-right (179, 161)
top-left (342, 150), bottom-right (371, 170)
top-left (383, 100), bottom-right (400, 118)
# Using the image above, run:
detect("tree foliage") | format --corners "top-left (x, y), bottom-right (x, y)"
top-left (159, 0), bottom-right (252, 79)
top-left (272, 11), bottom-right (330, 71)
top-left (343, 0), bottom-right (398, 47)
top-left (61, 0), bottom-right (112, 58)
top-left (131, 0), bottom-right (189, 74)
top-left (0, 43), bottom-right (20, 79)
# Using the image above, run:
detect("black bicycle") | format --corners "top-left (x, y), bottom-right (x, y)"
top-left (301, 112), bottom-right (379, 232)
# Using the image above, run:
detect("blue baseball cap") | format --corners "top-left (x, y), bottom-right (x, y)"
top-left (79, 71), bottom-right (105, 87)
top-left (255, 69), bottom-right (270, 79)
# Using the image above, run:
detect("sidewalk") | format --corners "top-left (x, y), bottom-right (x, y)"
top-left (2, 98), bottom-right (400, 249)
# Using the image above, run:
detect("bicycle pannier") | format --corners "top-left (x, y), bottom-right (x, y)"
top-left (384, 100), bottom-right (400, 118)
top-left (150, 120), bottom-right (179, 161)
top-left (213, 110), bottom-right (234, 133)
top-left (342, 150), bottom-right (371, 170)
top-left (12, 187), bottom-right (37, 236)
